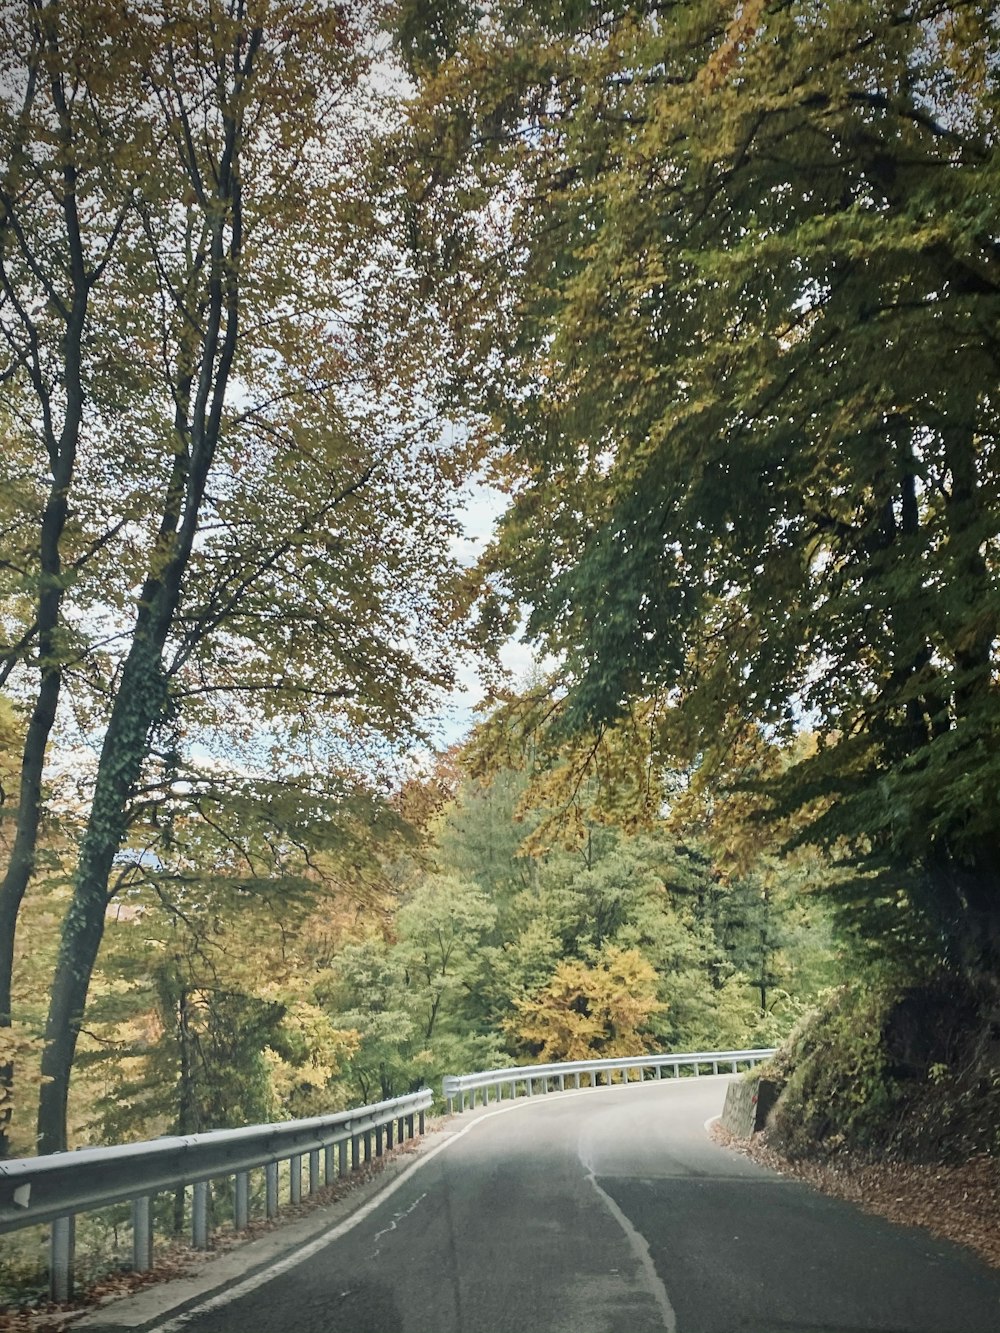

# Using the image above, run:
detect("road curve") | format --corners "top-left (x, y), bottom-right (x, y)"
top-left (110, 1078), bottom-right (1000, 1333)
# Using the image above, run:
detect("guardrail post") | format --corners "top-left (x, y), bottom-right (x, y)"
top-left (50, 1215), bottom-right (75, 1302)
top-left (363, 1130), bottom-right (372, 1164)
top-left (655, 1064), bottom-right (662, 1080)
top-left (192, 1181), bottom-right (209, 1250)
top-left (526, 1076), bottom-right (533, 1097)
top-left (574, 1072), bottom-right (581, 1089)
top-left (325, 1144), bottom-right (334, 1184)
top-left (235, 1171), bottom-right (250, 1231)
top-left (375, 1124), bottom-right (384, 1156)
top-left (338, 1138), bottom-right (348, 1176)
top-left (418, 1108), bottom-right (425, 1135)
top-left (132, 1195), bottom-right (153, 1271)
top-left (622, 1067), bottom-right (629, 1085)
top-left (406, 1112), bottom-right (414, 1138)
top-left (290, 1154), bottom-right (302, 1204)
top-left (351, 1131), bottom-right (361, 1170)
top-left (386, 1118), bottom-right (394, 1149)
top-left (309, 1149), bottom-right (321, 1194)
top-left (265, 1161), bottom-right (279, 1219)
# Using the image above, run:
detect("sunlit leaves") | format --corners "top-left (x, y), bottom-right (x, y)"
top-left (506, 945), bottom-right (661, 1061)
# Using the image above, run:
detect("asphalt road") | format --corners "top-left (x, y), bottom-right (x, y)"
top-left (135, 1078), bottom-right (1000, 1333)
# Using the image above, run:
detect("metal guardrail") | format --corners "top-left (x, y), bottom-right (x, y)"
top-left (442, 1049), bottom-right (776, 1112)
top-left (0, 1088), bottom-right (432, 1303)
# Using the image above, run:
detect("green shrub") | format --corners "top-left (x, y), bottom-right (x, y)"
top-left (766, 984), bottom-right (903, 1158)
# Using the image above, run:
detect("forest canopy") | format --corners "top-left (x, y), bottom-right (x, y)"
top-left (395, 0), bottom-right (1000, 987)
top-left (0, 0), bottom-right (997, 1208)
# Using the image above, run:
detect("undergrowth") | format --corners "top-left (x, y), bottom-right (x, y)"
top-left (762, 972), bottom-right (1000, 1163)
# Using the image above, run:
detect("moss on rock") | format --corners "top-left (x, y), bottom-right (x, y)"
top-left (761, 975), bottom-right (1000, 1163)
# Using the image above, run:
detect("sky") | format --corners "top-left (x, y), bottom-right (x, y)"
top-left (427, 475), bottom-right (540, 749)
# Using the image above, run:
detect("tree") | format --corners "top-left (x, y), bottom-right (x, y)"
top-left (320, 938), bottom-right (417, 1103)
top-left (428, 708), bottom-right (839, 1056)
top-left (507, 945), bottom-right (661, 1062)
top-left (398, 1), bottom-right (1000, 985)
top-left (86, 783), bottom-right (372, 1146)
top-left (0, 0), bottom-right (156, 1155)
top-left (394, 872), bottom-right (496, 1041)
top-left (434, 766), bottom-right (535, 903)
top-left (0, 0), bottom-right (468, 1153)
top-left (92, 764), bottom-right (406, 1136)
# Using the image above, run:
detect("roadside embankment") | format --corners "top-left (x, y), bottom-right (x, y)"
top-left (713, 974), bottom-right (1000, 1269)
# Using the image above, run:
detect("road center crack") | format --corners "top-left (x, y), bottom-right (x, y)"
top-left (578, 1140), bottom-right (678, 1333)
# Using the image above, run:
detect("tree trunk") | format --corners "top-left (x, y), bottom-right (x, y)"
top-left (36, 632), bottom-right (168, 1152)
top-left (0, 8), bottom-right (94, 1155)
top-left (0, 608), bottom-right (67, 1156)
top-left (33, 11), bottom-right (258, 1155)
top-left (933, 415), bottom-right (1000, 978)
top-left (174, 988), bottom-right (194, 1233)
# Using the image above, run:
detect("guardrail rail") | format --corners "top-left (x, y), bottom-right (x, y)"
top-left (442, 1048), bottom-right (776, 1113)
top-left (0, 1088), bottom-right (432, 1302)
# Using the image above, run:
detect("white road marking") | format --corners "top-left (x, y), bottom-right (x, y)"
top-left (370, 1191), bottom-right (426, 1259)
top-left (578, 1140), bottom-right (678, 1333)
top-left (146, 1080), bottom-right (731, 1331)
